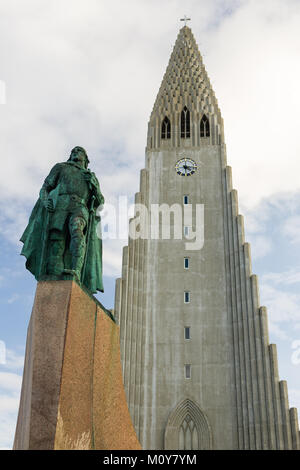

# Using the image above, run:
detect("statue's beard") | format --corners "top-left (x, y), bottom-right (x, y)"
top-left (72, 158), bottom-right (86, 168)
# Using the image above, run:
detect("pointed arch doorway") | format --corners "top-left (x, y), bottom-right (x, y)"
top-left (164, 398), bottom-right (212, 450)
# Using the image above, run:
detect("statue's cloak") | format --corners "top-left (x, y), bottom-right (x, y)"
top-left (20, 198), bottom-right (104, 294)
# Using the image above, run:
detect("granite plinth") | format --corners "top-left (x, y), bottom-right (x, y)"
top-left (13, 281), bottom-right (141, 450)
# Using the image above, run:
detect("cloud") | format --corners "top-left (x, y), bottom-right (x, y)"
top-left (0, 393), bottom-right (20, 449)
top-left (0, 372), bottom-right (22, 449)
top-left (0, 200), bottom-right (31, 246)
top-left (282, 216), bottom-right (300, 245)
top-left (2, 349), bottom-right (24, 371)
top-left (102, 241), bottom-right (124, 278)
top-left (0, 392), bottom-right (20, 414)
top-left (289, 389), bottom-right (300, 413)
top-left (241, 191), bottom-right (300, 238)
top-left (268, 321), bottom-right (291, 342)
top-left (248, 235), bottom-right (273, 260)
top-left (0, 360), bottom-right (23, 450)
top-left (262, 269), bottom-right (300, 286)
top-left (0, 0), bottom-right (299, 279)
top-left (0, 372), bottom-right (22, 393)
top-left (7, 294), bottom-right (20, 305)
top-left (0, 374), bottom-right (21, 450)
top-left (206, 0), bottom-right (300, 208)
top-left (259, 278), bottom-right (300, 342)
top-left (258, 265), bottom-right (300, 342)
top-left (260, 284), bottom-right (300, 324)
top-left (0, 0), bottom-right (299, 210)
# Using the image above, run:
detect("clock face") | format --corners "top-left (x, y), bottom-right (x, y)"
top-left (175, 158), bottom-right (197, 176)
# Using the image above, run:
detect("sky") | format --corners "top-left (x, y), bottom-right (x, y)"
top-left (0, 0), bottom-right (300, 449)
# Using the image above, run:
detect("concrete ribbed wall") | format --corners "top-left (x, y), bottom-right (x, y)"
top-left (115, 143), bottom-right (300, 450)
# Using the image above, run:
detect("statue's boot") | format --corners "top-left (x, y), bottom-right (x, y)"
top-left (63, 253), bottom-right (85, 283)
top-left (63, 268), bottom-right (81, 283)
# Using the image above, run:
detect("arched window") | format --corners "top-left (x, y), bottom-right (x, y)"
top-left (200, 114), bottom-right (210, 138)
top-left (179, 415), bottom-right (199, 450)
top-left (161, 116), bottom-right (171, 139)
top-left (181, 106), bottom-right (190, 138)
top-left (164, 398), bottom-right (212, 450)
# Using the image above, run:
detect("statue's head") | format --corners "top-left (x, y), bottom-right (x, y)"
top-left (68, 146), bottom-right (90, 169)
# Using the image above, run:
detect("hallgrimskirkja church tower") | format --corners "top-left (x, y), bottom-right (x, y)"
top-left (114, 25), bottom-right (300, 450)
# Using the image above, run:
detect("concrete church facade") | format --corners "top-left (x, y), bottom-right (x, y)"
top-left (114, 26), bottom-right (300, 450)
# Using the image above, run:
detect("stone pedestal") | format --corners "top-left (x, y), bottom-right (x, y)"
top-left (13, 281), bottom-right (141, 450)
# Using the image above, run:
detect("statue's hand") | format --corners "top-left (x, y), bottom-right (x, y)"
top-left (46, 198), bottom-right (54, 212)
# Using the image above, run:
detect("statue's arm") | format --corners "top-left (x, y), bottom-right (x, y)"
top-left (87, 172), bottom-right (104, 207)
top-left (94, 178), bottom-right (105, 207)
top-left (39, 163), bottom-right (61, 211)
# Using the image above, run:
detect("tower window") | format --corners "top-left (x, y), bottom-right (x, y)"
top-left (184, 226), bottom-right (190, 237)
top-left (185, 364), bottom-right (191, 379)
top-left (200, 114), bottom-right (210, 138)
top-left (184, 327), bottom-right (191, 340)
top-left (184, 292), bottom-right (190, 303)
top-left (184, 258), bottom-right (189, 269)
top-left (181, 106), bottom-right (190, 139)
top-left (179, 415), bottom-right (199, 450)
top-left (183, 195), bottom-right (189, 205)
top-left (161, 116), bottom-right (171, 139)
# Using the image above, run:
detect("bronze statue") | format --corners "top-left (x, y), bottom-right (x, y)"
top-left (20, 146), bottom-right (104, 293)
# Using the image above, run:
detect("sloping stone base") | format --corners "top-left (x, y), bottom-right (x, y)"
top-left (13, 280), bottom-right (141, 450)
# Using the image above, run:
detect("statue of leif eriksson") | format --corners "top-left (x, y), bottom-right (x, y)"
top-left (20, 146), bottom-right (104, 294)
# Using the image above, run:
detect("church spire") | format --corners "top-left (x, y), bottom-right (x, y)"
top-left (147, 26), bottom-right (224, 149)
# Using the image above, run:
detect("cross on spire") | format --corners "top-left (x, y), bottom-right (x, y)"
top-left (180, 15), bottom-right (191, 27)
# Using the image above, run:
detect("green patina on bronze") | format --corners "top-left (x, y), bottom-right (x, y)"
top-left (20, 146), bottom-right (105, 294)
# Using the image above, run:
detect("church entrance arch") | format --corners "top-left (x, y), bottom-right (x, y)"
top-left (164, 398), bottom-right (212, 450)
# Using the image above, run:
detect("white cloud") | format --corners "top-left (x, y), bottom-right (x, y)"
top-left (102, 241), bottom-right (124, 278)
top-left (0, 392), bottom-right (20, 414)
top-left (260, 283), bottom-right (300, 324)
top-left (2, 350), bottom-right (24, 371)
top-left (248, 235), bottom-right (273, 259)
top-left (258, 267), bottom-right (300, 341)
top-left (241, 191), bottom-right (300, 239)
top-left (268, 321), bottom-right (291, 342)
top-left (206, 0), bottom-right (300, 208)
top-left (282, 216), bottom-right (300, 245)
top-left (7, 294), bottom-right (20, 305)
top-left (0, 0), bottom-right (299, 213)
top-left (0, 372), bottom-right (22, 449)
top-left (289, 389), bottom-right (300, 414)
top-left (0, 342), bottom-right (5, 365)
top-left (0, 331), bottom-right (25, 452)
top-left (0, 200), bottom-right (31, 245)
top-left (259, 275), bottom-right (300, 342)
top-left (0, 393), bottom-right (20, 449)
top-left (262, 269), bottom-right (300, 286)
top-left (0, 365), bottom-right (22, 450)
top-left (0, 372), bottom-right (22, 394)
